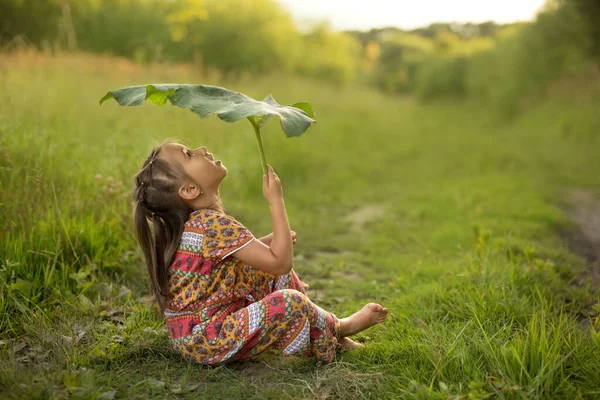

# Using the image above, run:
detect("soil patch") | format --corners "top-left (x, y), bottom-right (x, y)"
top-left (343, 204), bottom-right (387, 232)
top-left (562, 189), bottom-right (600, 290)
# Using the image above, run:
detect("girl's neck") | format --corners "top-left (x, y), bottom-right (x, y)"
top-left (206, 202), bottom-right (225, 214)
top-left (188, 187), bottom-right (225, 214)
top-left (200, 193), bottom-right (225, 214)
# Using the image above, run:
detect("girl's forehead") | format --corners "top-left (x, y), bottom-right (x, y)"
top-left (166, 142), bottom-right (184, 150)
top-left (158, 144), bottom-right (183, 161)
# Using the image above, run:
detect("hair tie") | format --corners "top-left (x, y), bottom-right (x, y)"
top-left (151, 212), bottom-right (155, 216)
top-left (141, 182), bottom-right (145, 186)
top-left (149, 161), bottom-right (153, 165)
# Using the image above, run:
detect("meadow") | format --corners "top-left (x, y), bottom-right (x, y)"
top-left (1, 50), bottom-right (599, 399)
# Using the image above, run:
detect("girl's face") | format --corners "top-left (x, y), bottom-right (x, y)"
top-left (159, 143), bottom-right (227, 193)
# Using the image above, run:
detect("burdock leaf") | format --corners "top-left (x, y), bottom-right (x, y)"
top-left (291, 101), bottom-right (314, 119)
top-left (145, 85), bottom-right (176, 105)
top-left (99, 84), bottom-right (316, 137)
top-left (256, 95), bottom-right (277, 128)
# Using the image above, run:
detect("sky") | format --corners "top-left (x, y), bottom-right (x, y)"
top-left (277, 0), bottom-right (548, 31)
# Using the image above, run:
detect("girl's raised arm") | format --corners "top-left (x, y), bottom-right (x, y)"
top-left (232, 165), bottom-right (293, 275)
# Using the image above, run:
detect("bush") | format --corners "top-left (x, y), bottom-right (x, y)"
top-left (193, 0), bottom-right (301, 75)
top-left (295, 24), bottom-right (361, 85)
top-left (372, 32), bottom-right (434, 93)
top-left (415, 0), bottom-right (594, 117)
top-left (414, 56), bottom-right (467, 101)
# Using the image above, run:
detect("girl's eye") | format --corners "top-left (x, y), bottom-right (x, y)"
top-left (187, 151), bottom-right (193, 159)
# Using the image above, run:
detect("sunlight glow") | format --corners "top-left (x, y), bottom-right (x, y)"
top-left (277, 0), bottom-right (548, 31)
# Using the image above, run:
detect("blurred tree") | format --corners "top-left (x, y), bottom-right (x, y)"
top-left (461, 0), bottom-right (592, 116)
top-left (372, 32), bottom-right (434, 93)
top-left (69, 0), bottom-right (173, 62)
top-left (434, 30), bottom-right (461, 53)
top-left (167, 0), bottom-right (208, 43)
top-left (360, 41), bottom-right (381, 75)
top-left (295, 23), bottom-right (361, 84)
top-left (514, 0), bottom-right (591, 97)
top-left (0, 0), bottom-right (62, 45)
top-left (414, 55), bottom-right (467, 100)
top-left (478, 21), bottom-right (498, 38)
top-left (195, 0), bottom-right (301, 76)
top-left (374, 42), bottom-right (405, 92)
top-left (571, 0), bottom-right (600, 61)
top-left (412, 23), bottom-right (451, 39)
top-left (1, 0), bottom-right (597, 102)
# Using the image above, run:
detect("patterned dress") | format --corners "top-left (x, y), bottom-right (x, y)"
top-left (165, 208), bottom-right (341, 366)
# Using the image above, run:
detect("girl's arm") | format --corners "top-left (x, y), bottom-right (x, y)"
top-left (258, 233), bottom-right (273, 245)
top-left (231, 165), bottom-right (293, 275)
top-left (259, 231), bottom-right (296, 246)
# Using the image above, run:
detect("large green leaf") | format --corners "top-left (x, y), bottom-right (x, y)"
top-left (100, 84), bottom-right (316, 137)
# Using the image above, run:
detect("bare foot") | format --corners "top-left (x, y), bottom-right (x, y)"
top-left (339, 303), bottom-right (388, 337)
top-left (336, 337), bottom-right (365, 352)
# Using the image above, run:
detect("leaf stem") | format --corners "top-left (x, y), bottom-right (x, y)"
top-left (249, 118), bottom-right (268, 175)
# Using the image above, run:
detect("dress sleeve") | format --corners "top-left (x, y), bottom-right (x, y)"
top-left (201, 212), bottom-right (255, 260)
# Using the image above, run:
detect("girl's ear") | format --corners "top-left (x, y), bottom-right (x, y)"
top-left (178, 183), bottom-right (202, 200)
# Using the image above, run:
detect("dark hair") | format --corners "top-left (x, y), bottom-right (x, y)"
top-left (133, 144), bottom-right (192, 314)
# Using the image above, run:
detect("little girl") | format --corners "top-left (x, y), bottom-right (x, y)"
top-left (133, 141), bottom-right (388, 366)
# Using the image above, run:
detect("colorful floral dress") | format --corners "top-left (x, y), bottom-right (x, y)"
top-left (164, 208), bottom-right (341, 365)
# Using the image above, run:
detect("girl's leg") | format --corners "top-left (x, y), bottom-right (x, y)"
top-left (182, 289), bottom-right (341, 365)
top-left (338, 303), bottom-right (389, 337)
top-left (267, 273), bottom-right (389, 339)
top-left (235, 289), bottom-right (340, 363)
top-left (248, 268), bottom-right (309, 304)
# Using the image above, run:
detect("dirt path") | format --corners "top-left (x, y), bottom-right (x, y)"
top-left (563, 189), bottom-right (600, 303)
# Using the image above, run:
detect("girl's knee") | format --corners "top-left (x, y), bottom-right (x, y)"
top-left (277, 289), bottom-right (312, 317)
top-left (278, 288), bottom-right (306, 300)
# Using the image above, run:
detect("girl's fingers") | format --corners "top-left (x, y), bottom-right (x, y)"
top-left (268, 164), bottom-right (277, 179)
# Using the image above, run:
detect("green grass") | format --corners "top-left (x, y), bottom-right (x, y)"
top-left (1, 51), bottom-right (599, 399)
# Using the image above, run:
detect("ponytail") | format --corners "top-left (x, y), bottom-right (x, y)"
top-left (133, 146), bottom-right (192, 315)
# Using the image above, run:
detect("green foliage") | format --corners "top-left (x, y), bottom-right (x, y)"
top-left (414, 56), bottom-right (467, 101)
top-left (412, 0), bottom-right (596, 117)
top-left (69, 0), bottom-right (173, 60)
top-left (368, 28), bottom-right (493, 95)
top-left (0, 0), bottom-right (63, 44)
top-left (371, 32), bottom-right (434, 93)
top-left (562, 0), bottom-right (600, 61)
top-left (510, 1), bottom-right (591, 98)
top-left (295, 24), bottom-right (361, 85)
top-left (0, 0), bottom-right (355, 82)
top-left (2, 0), bottom-right (598, 109)
top-left (463, 34), bottom-right (525, 118)
top-left (197, 0), bottom-right (301, 75)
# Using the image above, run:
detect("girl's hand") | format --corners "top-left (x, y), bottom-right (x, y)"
top-left (262, 164), bottom-right (284, 205)
top-left (291, 231), bottom-right (297, 244)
